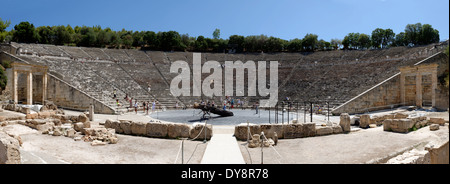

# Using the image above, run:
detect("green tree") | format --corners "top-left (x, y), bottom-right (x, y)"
top-left (78, 26), bottom-right (97, 47)
top-left (371, 28), bottom-right (384, 48)
top-left (330, 39), bottom-right (342, 50)
top-left (419, 24), bottom-right (439, 45)
top-left (405, 23), bottom-right (422, 46)
top-left (97, 29), bottom-right (112, 47)
top-left (180, 33), bottom-right (194, 51)
top-left (13, 21), bottom-right (38, 43)
top-left (143, 31), bottom-right (157, 49)
top-left (357, 33), bottom-right (371, 49)
top-left (158, 31), bottom-right (181, 51)
top-left (0, 18), bottom-right (11, 32)
top-left (0, 66), bottom-right (7, 90)
top-left (110, 32), bottom-right (121, 48)
top-left (287, 38), bottom-right (303, 52)
top-left (1, 18), bottom-right (11, 43)
top-left (265, 36), bottom-right (284, 52)
top-left (343, 33), bottom-right (359, 49)
top-left (132, 31), bottom-right (145, 48)
top-left (228, 35), bottom-right (244, 52)
top-left (119, 30), bottom-right (133, 49)
top-left (393, 32), bottom-right (408, 46)
top-left (54, 25), bottom-right (71, 45)
top-left (383, 29), bottom-right (395, 48)
top-left (195, 35), bottom-right (208, 52)
top-left (302, 33), bottom-right (318, 51)
top-left (213, 28), bottom-right (220, 39)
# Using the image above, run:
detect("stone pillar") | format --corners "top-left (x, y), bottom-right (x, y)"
top-left (431, 70), bottom-right (437, 107)
top-left (89, 104), bottom-right (94, 121)
top-left (26, 71), bottom-right (33, 105)
top-left (42, 72), bottom-right (47, 105)
top-left (400, 73), bottom-right (405, 105)
top-left (415, 72), bottom-right (422, 108)
top-left (13, 70), bottom-right (18, 104)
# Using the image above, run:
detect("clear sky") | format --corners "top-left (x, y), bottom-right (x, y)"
top-left (1, 0), bottom-right (449, 41)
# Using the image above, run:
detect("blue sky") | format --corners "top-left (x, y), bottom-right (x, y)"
top-left (1, 0), bottom-right (449, 41)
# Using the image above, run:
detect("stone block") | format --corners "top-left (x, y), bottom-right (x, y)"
top-left (36, 123), bottom-right (54, 132)
top-left (21, 107), bottom-right (31, 114)
top-left (429, 124), bottom-right (439, 131)
top-left (168, 123), bottom-right (190, 138)
top-left (384, 119), bottom-right (415, 133)
top-left (66, 128), bottom-right (76, 138)
top-left (189, 123), bottom-right (212, 140)
top-left (360, 115), bottom-right (371, 128)
top-left (83, 121), bottom-right (91, 129)
top-left (394, 112), bottom-right (408, 119)
top-left (332, 124), bottom-right (343, 133)
top-left (25, 113), bottom-right (38, 119)
top-left (111, 120), bottom-right (123, 134)
top-left (283, 124), bottom-right (303, 139)
top-left (234, 124), bottom-right (260, 141)
top-left (0, 132), bottom-right (21, 164)
top-left (429, 118), bottom-right (445, 125)
top-left (302, 123), bottom-right (316, 137)
top-left (119, 121), bottom-right (132, 135)
top-left (260, 124), bottom-right (284, 139)
top-left (339, 113), bottom-right (351, 133)
top-left (78, 113), bottom-right (89, 123)
top-left (146, 122), bottom-right (169, 138)
top-left (38, 111), bottom-right (53, 119)
top-left (316, 126), bottom-right (333, 136)
top-left (130, 121), bottom-right (147, 136)
top-left (104, 119), bottom-right (113, 128)
top-left (73, 122), bottom-right (84, 132)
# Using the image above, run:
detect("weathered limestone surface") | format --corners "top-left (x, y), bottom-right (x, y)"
top-left (429, 118), bottom-right (445, 125)
top-left (0, 131), bottom-right (21, 164)
top-left (383, 119), bottom-right (415, 133)
top-left (168, 123), bottom-right (190, 139)
top-left (360, 115), bottom-right (371, 128)
top-left (234, 124), bottom-right (261, 141)
top-left (234, 123), bottom-right (318, 141)
top-left (189, 123), bottom-right (212, 140)
top-left (339, 113), bottom-right (351, 132)
top-left (316, 126), bottom-right (333, 136)
top-left (130, 121), bottom-right (146, 136)
top-left (146, 122), bottom-right (169, 138)
top-left (260, 124), bottom-right (284, 139)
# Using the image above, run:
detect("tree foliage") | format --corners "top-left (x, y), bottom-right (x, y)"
top-left (1, 19), bottom-right (443, 52)
top-left (13, 21), bottom-right (38, 43)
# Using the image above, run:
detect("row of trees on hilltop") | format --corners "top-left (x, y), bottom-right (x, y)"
top-left (343, 23), bottom-right (440, 50)
top-left (0, 18), bottom-right (442, 53)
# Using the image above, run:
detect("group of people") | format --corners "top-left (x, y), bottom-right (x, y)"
top-left (198, 96), bottom-right (247, 111)
top-left (113, 91), bottom-right (158, 114)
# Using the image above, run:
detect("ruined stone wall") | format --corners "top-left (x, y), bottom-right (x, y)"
top-left (333, 52), bottom-right (449, 115)
top-left (332, 74), bottom-right (401, 115)
top-left (46, 74), bottom-right (115, 114)
top-left (435, 84), bottom-right (449, 110)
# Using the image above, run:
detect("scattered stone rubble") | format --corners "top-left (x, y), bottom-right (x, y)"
top-left (1, 104), bottom-right (118, 146)
top-left (351, 112), bottom-right (448, 133)
top-left (386, 141), bottom-right (449, 164)
top-left (247, 133), bottom-right (276, 148)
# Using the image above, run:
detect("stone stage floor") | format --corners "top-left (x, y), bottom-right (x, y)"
top-left (148, 108), bottom-right (338, 125)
